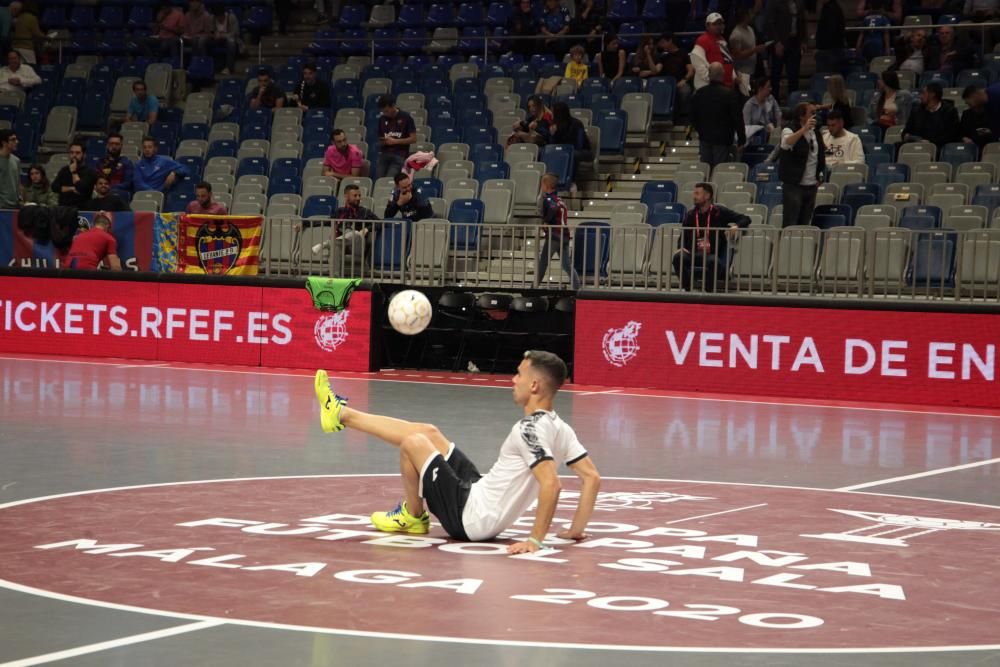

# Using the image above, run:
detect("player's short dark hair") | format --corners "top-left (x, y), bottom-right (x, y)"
top-left (196, 181), bottom-right (212, 191)
top-left (523, 350), bottom-right (568, 390)
top-left (962, 85), bottom-right (982, 100)
top-left (694, 182), bottom-right (714, 198)
top-left (393, 171), bottom-right (410, 185)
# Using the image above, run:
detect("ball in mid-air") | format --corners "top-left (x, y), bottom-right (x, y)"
top-left (388, 290), bottom-right (433, 335)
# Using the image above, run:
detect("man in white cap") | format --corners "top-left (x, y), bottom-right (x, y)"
top-left (691, 12), bottom-right (735, 90)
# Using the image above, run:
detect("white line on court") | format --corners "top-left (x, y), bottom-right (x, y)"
top-left (837, 457), bottom-right (1000, 492)
top-left (114, 362), bottom-right (169, 369)
top-left (0, 620), bottom-right (224, 667)
top-left (577, 389), bottom-right (623, 396)
top-left (665, 503), bottom-right (769, 524)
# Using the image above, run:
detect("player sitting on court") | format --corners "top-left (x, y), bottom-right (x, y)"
top-left (314, 350), bottom-right (601, 554)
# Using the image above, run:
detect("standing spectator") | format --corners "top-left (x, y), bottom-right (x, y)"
top-left (22, 163), bottom-right (55, 206)
top-left (778, 102), bottom-right (826, 227)
top-left (856, 0), bottom-right (902, 24)
top-left (821, 110), bottom-right (865, 168)
top-left (548, 102), bottom-right (591, 181)
top-left (597, 33), bottom-right (626, 82)
top-left (384, 172), bottom-right (433, 221)
top-left (728, 8), bottom-right (767, 96)
top-left (0, 129), bottom-right (18, 208)
top-left (821, 75), bottom-right (854, 128)
top-left (375, 95), bottom-right (416, 179)
top-left (186, 181), bottom-right (228, 214)
top-left (570, 0), bottom-right (605, 56)
top-left (672, 182), bottom-right (750, 292)
top-left (274, 0), bottom-right (292, 35)
top-left (182, 0), bottom-right (214, 51)
top-left (870, 70), bottom-right (913, 129)
top-left (655, 32), bottom-right (695, 120)
top-left (67, 213), bottom-right (122, 271)
top-left (764, 0), bottom-right (807, 100)
top-left (815, 0), bottom-right (848, 75)
top-left (8, 2), bottom-right (43, 64)
top-left (936, 26), bottom-right (976, 75)
top-left (126, 81), bottom-right (160, 124)
top-left (323, 129), bottom-right (364, 178)
top-left (52, 142), bottom-right (98, 208)
top-left (691, 62), bottom-right (746, 168)
top-left (99, 133), bottom-right (134, 196)
top-left (903, 83), bottom-right (960, 148)
top-left (134, 136), bottom-right (191, 192)
top-left (743, 77), bottom-right (780, 142)
top-left (691, 13), bottom-right (735, 90)
top-left (857, 0), bottom-right (891, 62)
top-left (248, 69), bottom-right (285, 110)
top-left (535, 172), bottom-right (580, 289)
top-left (540, 0), bottom-right (571, 57)
top-left (147, 1), bottom-right (184, 61)
top-left (892, 30), bottom-right (939, 75)
top-left (291, 64), bottom-right (331, 111)
top-left (564, 45), bottom-right (589, 87)
top-left (208, 5), bottom-right (240, 75)
top-left (960, 84), bottom-right (1000, 148)
top-left (509, 0), bottom-right (539, 57)
top-left (508, 95), bottom-right (552, 145)
top-left (0, 50), bottom-right (39, 94)
top-left (84, 176), bottom-right (130, 212)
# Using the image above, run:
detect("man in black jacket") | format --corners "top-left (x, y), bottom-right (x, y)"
top-left (384, 172), bottom-right (433, 222)
top-left (691, 62), bottom-right (746, 168)
top-left (903, 82), bottom-right (960, 149)
top-left (779, 101), bottom-right (826, 227)
top-left (673, 182), bottom-right (751, 292)
top-left (51, 141), bottom-right (98, 208)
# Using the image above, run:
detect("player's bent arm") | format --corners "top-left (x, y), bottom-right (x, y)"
top-left (107, 254), bottom-right (122, 271)
top-left (507, 460), bottom-right (561, 555)
top-left (560, 456), bottom-right (601, 540)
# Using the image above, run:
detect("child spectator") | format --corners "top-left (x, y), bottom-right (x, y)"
top-left (564, 45), bottom-right (589, 87)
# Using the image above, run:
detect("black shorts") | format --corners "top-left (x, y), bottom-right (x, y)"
top-left (420, 445), bottom-right (482, 541)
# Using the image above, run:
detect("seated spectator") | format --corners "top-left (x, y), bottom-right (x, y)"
top-left (384, 172), bottom-right (433, 222)
top-left (22, 163), bottom-right (55, 206)
top-left (564, 45), bottom-right (589, 87)
top-left (673, 182), bottom-right (750, 292)
top-left (323, 129), bottom-right (364, 178)
top-left (126, 81), bottom-right (160, 124)
top-left (857, 0), bottom-right (891, 62)
top-left (0, 50), bottom-right (39, 94)
top-left (52, 142), bottom-right (98, 208)
top-left (207, 5), bottom-right (240, 75)
top-left (892, 29), bottom-right (939, 74)
top-left (631, 37), bottom-right (660, 78)
top-left (743, 77), bottom-right (781, 142)
top-left (248, 69), bottom-right (285, 110)
top-left (570, 0), bottom-right (605, 56)
top-left (375, 94), bottom-right (416, 179)
top-left (548, 101), bottom-right (591, 180)
top-left (508, 95), bottom-right (552, 146)
top-left (0, 129), bottom-right (18, 208)
top-left (291, 63), bottom-right (331, 112)
top-left (870, 70), bottom-right (913, 129)
top-left (508, 0), bottom-right (539, 56)
top-left (67, 213), bottom-right (122, 271)
top-left (183, 0), bottom-right (214, 51)
top-left (596, 33), bottom-right (626, 82)
top-left (8, 2), bottom-right (43, 65)
top-left (961, 84), bottom-right (1000, 148)
top-left (820, 74), bottom-right (855, 129)
top-left (655, 32), bottom-right (695, 119)
top-left (84, 176), bottom-right (130, 212)
top-left (134, 136), bottom-right (191, 192)
top-left (903, 82), bottom-right (960, 148)
top-left (146, 1), bottom-right (184, 61)
top-left (540, 0), bottom-right (571, 57)
top-left (186, 181), bottom-right (228, 214)
top-left (98, 133), bottom-right (134, 196)
top-left (535, 172), bottom-right (579, 289)
top-left (319, 183), bottom-right (380, 271)
top-left (821, 110), bottom-right (865, 167)
top-left (936, 26), bottom-right (976, 74)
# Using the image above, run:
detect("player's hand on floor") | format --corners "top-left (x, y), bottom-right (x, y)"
top-left (507, 541), bottom-right (539, 554)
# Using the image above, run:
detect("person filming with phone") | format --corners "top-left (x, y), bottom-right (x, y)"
top-left (778, 101), bottom-right (825, 228)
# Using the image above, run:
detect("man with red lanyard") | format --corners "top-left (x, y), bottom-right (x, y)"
top-left (691, 13), bottom-right (735, 90)
top-left (535, 173), bottom-right (580, 289)
top-left (672, 182), bottom-right (750, 292)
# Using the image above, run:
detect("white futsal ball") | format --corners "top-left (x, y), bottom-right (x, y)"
top-left (388, 290), bottom-right (433, 335)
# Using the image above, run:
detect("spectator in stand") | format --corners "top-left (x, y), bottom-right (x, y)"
top-left (183, 0), bottom-right (214, 52)
top-left (691, 62), bottom-right (746, 168)
top-left (274, 0), bottom-right (291, 35)
top-left (728, 8), bottom-right (767, 97)
top-left (8, 2), bottom-right (44, 65)
top-left (815, 0), bottom-right (848, 75)
top-left (321, 183), bottom-right (380, 271)
top-left (134, 136), bottom-right (191, 192)
top-left (67, 213), bottom-right (122, 271)
top-left (548, 101), bottom-right (591, 181)
top-left (778, 101), bottom-right (826, 228)
top-left (508, 95), bottom-right (552, 145)
top-left (892, 29), bottom-right (939, 75)
top-left (99, 133), bottom-right (134, 196)
top-left (291, 63), bottom-right (331, 112)
top-left (821, 110), bottom-right (864, 168)
top-left (22, 163), bottom-right (55, 206)
top-left (564, 45), bottom-right (589, 87)
top-left (208, 5), bottom-right (240, 75)
top-left (126, 81), bottom-right (160, 124)
top-left (765, 0), bottom-right (807, 101)
top-left (857, 0), bottom-right (891, 62)
top-left (535, 172), bottom-right (579, 289)
top-left (0, 7), bottom-right (10, 59)
top-left (147, 1), bottom-right (185, 61)
top-left (540, 0), bottom-right (571, 57)
top-left (691, 13), bottom-right (735, 90)
top-left (186, 181), bottom-right (228, 214)
top-left (743, 77), bottom-right (780, 143)
top-left (820, 75), bottom-right (854, 128)
top-left (323, 129), bottom-right (364, 178)
top-left (248, 69), bottom-right (285, 110)
top-left (856, 0), bottom-right (902, 24)
top-left (654, 32), bottom-right (695, 120)
top-left (52, 142), bottom-right (98, 208)
top-left (384, 172), bottom-right (433, 222)
top-left (631, 37), bottom-right (661, 79)
top-left (672, 182), bottom-right (750, 292)
top-left (870, 70), bottom-right (913, 129)
top-left (509, 0), bottom-right (539, 56)
top-left (0, 129), bottom-right (19, 208)
top-left (936, 26), bottom-right (976, 75)
top-left (375, 94), bottom-right (416, 179)
top-left (903, 82), bottom-right (960, 148)
top-left (961, 84), bottom-right (1000, 148)
top-left (84, 176), bottom-right (130, 212)
top-left (0, 50), bottom-right (39, 94)
top-left (570, 0), bottom-right (605, 56)
top-left (597, 33), bottom-right (626, 81)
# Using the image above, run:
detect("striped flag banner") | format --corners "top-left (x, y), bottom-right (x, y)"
top-left (177, 214), bottom-right (263, 276)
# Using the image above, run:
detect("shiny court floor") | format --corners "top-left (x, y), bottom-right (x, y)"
top-left (0, 355), bottom-right (998, 667)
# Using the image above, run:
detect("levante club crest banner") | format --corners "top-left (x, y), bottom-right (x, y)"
top-left (176, 214), bottom-right (263, 276)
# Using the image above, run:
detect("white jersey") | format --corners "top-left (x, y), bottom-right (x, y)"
top-left (462, 410), bottom-right (587, 541)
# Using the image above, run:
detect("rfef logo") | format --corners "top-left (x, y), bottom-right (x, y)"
top-left (314, 310), bottom-right (351, 352)
top-left (602, 320), bottom-right (642, 367)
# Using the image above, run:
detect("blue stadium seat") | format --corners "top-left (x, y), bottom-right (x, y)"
top-left (187, 56), bottom-right (215, 84)
top-left (303, 195), bottom-right (337, 218)
top-left (873, 162), bottom-right (909, 192)
top-left (956, 69), bottom-right (991, 89)
top-left (475, 161), bottom-right (509, 181)
top-left (470, 143), bottom-right (502, 163)
top-left (426, 3), bottom-right (456, 29)
top-left (271, 158), bottom-right (302, 179)
top-left (127, 6), bottom-right (153, 32)
top-left (611, 77), bottom-right (642, 105)
top-left (180, 122), bottom-right (208, 142)
top-left (900, 205), bottom-right (942, 229)
top-left (842, 182), bottom-right (881, 216)
top-left (458, 26), bottom-right (487, 54)
top-left (972, 184), bottom-right (1000, 214)
top-left (448, 199), bottom-right (484, 251)
top-left (338, 4), bottom-right (366, 28)
top-left (647, 76), bottom-right (676, 120)
top-left (164, 191), bottom-right (195, 213)
top-left (373, 220), bottom-right (412, 274)
top-left (541, 144), bottom-right (575, 190)
top-left (459, 108), bottom-right (492, 128)
top-left (617, 22), bottom-right (643, 51)
top-left (413, 178), bottom-right (443, 199)
top-left (907, 229), bottom-right (957, 288)
top-left (649, 202), bottom-right (686, 226)
top-left (750, 161), bottom-right (778, 183)
top-left (486, 1), bottom-right (512, 27)
top-left (866, 143), bottom-right (895, 171)
top-left (237, 157), bottom-right (269, 178)
top-left (97, 5), bottom-right (124, 30)
top-left (607, 0), bottom-right (639, 24)
top-left (940, 142), bottom-right (979, 170)
top-left (456, 2), bottom-right (485, 25)
top-left (268, 176), bottom-right (302, 196)
top-left (596, 112), bottom-right (626, 155)
top-left (641, 181), bottom-right (678, 210)
top-left (176, 156), bottom-right (204, 180)
top-left (208, 140), bottom-right (238, 159)
top-left (585, 92), bottom-right (617, 115)
top-left (461, 126), bottom-right (497, 145)
top-left (573, 221), bottom-right (611, 281)
top-left (398, 3), bottom-right (424, 27)
top-left (744, 146), bottom-right (775, 171)
top-left (758, 182), bottom-right (784, 210)
top-left (812, 204), bottom-right (852, 229)
top-left (78, 94), bottom-right (109, 131)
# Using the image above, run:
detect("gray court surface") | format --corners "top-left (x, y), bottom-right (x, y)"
top-left (1, 356), bottom-right (998, 667)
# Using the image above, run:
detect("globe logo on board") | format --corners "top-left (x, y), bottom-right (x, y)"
top-left (314, 310), bottom-right (350, 352)
top-left (602, 320), bottom-right (641, 368)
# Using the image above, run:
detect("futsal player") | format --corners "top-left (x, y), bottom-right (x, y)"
top-left (314, 350), bottom-right (601, 554)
